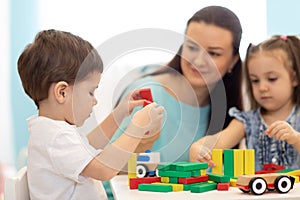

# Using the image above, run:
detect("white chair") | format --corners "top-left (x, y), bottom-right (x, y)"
top-left (4, 166), bottom-right (30, 200)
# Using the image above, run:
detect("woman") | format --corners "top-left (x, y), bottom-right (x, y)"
top-left (112, 6), bottom-right (243, 162)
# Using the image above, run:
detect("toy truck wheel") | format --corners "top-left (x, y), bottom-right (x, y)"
top-left (249, 177), bottom-right (267, 195)
top-left (136, 164), bottom-right (149, 178)
top-left (275, 176), bottom-right (293, 193)
top-left (239, 188), bottom-right (250, 193)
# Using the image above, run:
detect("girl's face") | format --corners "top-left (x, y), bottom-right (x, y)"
top-left (181, 22), bottom-right (239, 88)
top-left (66, 71), bottom-right (100, 126)
top-left (248, 51), bottom-right (298, 113)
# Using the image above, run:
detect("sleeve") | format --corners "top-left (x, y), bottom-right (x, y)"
top-left (48, 130), bottom-right (101, 183)
top-left (228, 107), bottom-right (251, 135)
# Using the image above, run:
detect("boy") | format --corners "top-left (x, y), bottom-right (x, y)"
top-left (17, 29), bottom-right (164, 199)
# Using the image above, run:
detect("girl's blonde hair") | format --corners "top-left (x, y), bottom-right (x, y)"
top-left (244, 35), bottom-right (300, 109)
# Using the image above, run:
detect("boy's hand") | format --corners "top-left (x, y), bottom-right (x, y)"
top-left (266, 120), bottom-right (300, 145)
top-left (189, 141), bottom-right (216, 167)
top-left (113, 89), bottom-right (146, 124)
top-left (126, 102), bottom-right (164, 139)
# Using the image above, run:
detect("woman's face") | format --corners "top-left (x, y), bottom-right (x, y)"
top-left (181, 21), bottom-right (239, 88)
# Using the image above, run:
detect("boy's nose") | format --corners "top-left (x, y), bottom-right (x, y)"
top-left (93, 98), bottom-right (98, 106)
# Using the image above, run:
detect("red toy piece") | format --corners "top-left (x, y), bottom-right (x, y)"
top-left (139, 88), bottom-right (153, 107)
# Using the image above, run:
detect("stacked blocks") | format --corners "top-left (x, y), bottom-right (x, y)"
top-left (133, 162), bottom-right (232, 193)
top-left (214, 149), bottom-right (255, 179)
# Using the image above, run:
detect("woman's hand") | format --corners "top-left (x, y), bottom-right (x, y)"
top-left (189, 140), bottom-right (216, 167)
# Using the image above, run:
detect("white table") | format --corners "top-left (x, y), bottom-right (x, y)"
top-left (110, 175), bottom-right (300, 200)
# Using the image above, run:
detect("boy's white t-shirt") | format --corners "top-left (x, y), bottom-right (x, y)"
top-left (27, 115), bottom-right (108, 200)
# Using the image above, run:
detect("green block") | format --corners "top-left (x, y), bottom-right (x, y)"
top-left (207, 173), bottom-right (230, 183)
top-left (157, 163), bottom-right (172, 171)
top-left (191, 170), bottom-right (201, 177)
top-left (169, 177), bottom-right (178, 183)
top-left (183, 182), bottom-right (208, 190)
top-left (138, 184), bottom-right (172, 192)
top-left (224, 149), bottom-right (234, 177)
top-left (190, 182), bottom-right (217, 193)
top-left (174, 162), bottom-right (208, 171)
top-left (275, 169), bottom-right (294, 173)
top-left (158, 170), bottom-right (192, 178)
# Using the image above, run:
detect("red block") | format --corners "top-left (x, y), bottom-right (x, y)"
top-left (178, 175), bottom-right (209, 184)
top-left (217, 182), bottom-right (230, 191)
top-left (129, 177), bottom-right (161, 189)
top-left (140, 88), bottom-right (153, 107)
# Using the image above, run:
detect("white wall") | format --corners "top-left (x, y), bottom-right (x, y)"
top-left (38, 0), bottom-right (267, 122)
top-left (0, 0), bottom-right (14, 165)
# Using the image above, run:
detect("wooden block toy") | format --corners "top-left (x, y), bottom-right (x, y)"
top-left (224, 149), bottom-right (234, 177)
top-left (178, 175), bottom-right (209, 184)
top-left (139, 88), bottom-right (153, 107)
top-left (212, 149), bottom-right (223, 175)
top-left (160, 176), bottom-right (169, 183)
top-left (244, 149), bottom-right (255, 175)
top-left (255, 163), bottom-right (285, 174)
top-left (174, 162), bottom-right (208, 171)
top-left (129, 177), bottom-right (161, 189)
top-left (152, 182), bottom-right (184, 191)
top-left (217, 182), bottom-right (230, 191)
top-left (138, 183), bottom-right (172, 192)
top-left (287, 169), bottom-right (300, 176)
top-left (191, 170), bottom-right (201, 177)
top-left (158, 170), bottom-right (192, 178)
top-left (190, 182), bottom-right (217, 193)
top-left (230, 178), bottom-right (237, 187)
top-left (236, 173), bottom-right (295, 195)
top-left (234, 149), bottom-right (244, 177)
top-left (207, 173), bottom-right (230, 183)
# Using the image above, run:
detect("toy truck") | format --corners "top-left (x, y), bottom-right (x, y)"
top-left (136, 150), bottom-right (160, 178)
top-left (236, 173), bottom-right (295, 195)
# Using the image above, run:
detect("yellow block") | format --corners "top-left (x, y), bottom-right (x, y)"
top-left (244, 149), bottom-right (255, 175)
top-left (127, 154), bottom-right (137, 184)
top-left (230, 178), bottom-right (237, 187)
top-left (152, 182), bottom-right (184, 191)
top-left (201, 169), bottom-right (206, 175)
top-left (287, 170), bottom-right (300, 176)
top-left (234, 149), bottom-right (244, 177)
top-left (212, 149), bottom-right (223, 175)
top-left (161, 176), bottom-right (170, 183)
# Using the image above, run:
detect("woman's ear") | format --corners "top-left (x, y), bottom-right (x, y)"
top-left (228, 53), bottom-right (240, 73)
top-left (292, 71), bottom-right (299, 87)
top-left (53, 81), bottom-right (69, 104)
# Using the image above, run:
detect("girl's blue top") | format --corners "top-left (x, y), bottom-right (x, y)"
top-left (230, 106), bottom-right (300, 170)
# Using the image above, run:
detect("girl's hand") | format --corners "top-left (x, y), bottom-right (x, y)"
top-left (266, 120), bottom-right (300, 145)
top-left (189, 140), bottom-right (216, 167)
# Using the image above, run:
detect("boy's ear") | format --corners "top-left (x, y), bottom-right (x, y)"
top-left (54, 81), bottom-right (69, 104)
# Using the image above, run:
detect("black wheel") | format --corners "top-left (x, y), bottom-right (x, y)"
top-left (136, 164), bottom-right (149, 178)
top-left (239, 188), bottom-right (250, 193)
top-left (249, 177), bottom-right (267, 195)
top-left (275, 176), bottom-right (293, 193)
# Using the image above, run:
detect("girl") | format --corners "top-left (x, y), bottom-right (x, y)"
top-left (190, 35), bottom-right (300, 170)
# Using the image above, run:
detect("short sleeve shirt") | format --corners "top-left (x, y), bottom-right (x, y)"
top-left (27, 115), bottom-right (107, 200)
top-left (229, 107), bottom-right (300, 170)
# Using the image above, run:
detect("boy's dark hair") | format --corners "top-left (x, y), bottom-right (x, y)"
top-left (18, 29), bottom-right (103, 108)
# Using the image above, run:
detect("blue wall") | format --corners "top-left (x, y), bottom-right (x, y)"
top-left (267, 0), bottom-right (300, 35)
top-left (10, 0), bottom-right (38, 167)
